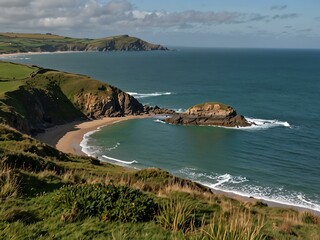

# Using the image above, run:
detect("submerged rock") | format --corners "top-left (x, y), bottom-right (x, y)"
top-left (164, 102), bottom-right (252, 127)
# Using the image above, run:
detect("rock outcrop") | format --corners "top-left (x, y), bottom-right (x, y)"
top-left (143, 105), bottom-right (176, 115)
top-left (164, 102), bottom-right (252, 127)
top-left (74, 87), bottom-right (144, 118)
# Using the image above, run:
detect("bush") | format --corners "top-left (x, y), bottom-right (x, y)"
top-left (301, 212), bottom-right (319, 224)
top-left (54, 184), bottom-right (157, 223)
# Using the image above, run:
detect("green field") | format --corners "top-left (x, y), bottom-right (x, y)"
top-left (0, 62), bottom-right (37, 80)
top-left (0, 80), bottom-right (25, 95)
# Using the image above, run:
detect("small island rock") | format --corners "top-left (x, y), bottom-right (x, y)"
top-left (164, 102), bottom-right (252, 127)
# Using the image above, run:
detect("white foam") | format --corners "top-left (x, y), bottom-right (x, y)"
top-left (153, 119), bottom-right (166, 124)
top-left (178, 168), bottom-right (320, 213)
top-left (173, 108), bottom-right (186, 113)
top-left (127, 92), bottom-right (173, 99)
top-left (102, 155), bottom-right (138, 165)
top-left (106, 142), bottom-right (120, 151)
top-left (240, 117), bottom-right (291, 130)
top-left (80, 129), bottom-right (101, 157)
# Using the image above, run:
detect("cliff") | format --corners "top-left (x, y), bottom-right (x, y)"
top-left (0, 33), bottom-right (168, 54)
top-left (0, 62), bottom-right (146, 134)
top-left (164, 102), bottom-right (252, 127)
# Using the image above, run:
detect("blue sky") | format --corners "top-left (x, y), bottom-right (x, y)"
top-left (1, 0), bottom-right (320, 48)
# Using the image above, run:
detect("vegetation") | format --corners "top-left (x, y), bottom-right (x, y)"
top-left (0, 124), bottom-right (319, 239)
top-left (0, 32), bottom-right (166, 54)
top-left (0, 60), bottom-right (318, 239)
top-left (0, 61), bottom-right (120, 134)
top-left (0, 62), bottom-right (37, 80)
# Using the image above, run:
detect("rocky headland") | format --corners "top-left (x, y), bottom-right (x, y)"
top-left (164, 102), bottom-right (252, 127)
top-left (0, 33), bottom-right (168, 54)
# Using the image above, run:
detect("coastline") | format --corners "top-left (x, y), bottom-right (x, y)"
top-left (37, 116), bottom-right (320, 215)
top-left (35, 115), bottom-right (149, 156)
top-left (0, 50), bottom-right (84, 59)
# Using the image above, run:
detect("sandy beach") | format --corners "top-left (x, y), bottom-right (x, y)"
top-left (36, 115), bottom-right (148, 156)
top-left (0, 51), bottom-right (84, 59)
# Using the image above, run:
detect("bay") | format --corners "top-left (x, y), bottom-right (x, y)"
top-left (8, 47), bottom-right (320, 212)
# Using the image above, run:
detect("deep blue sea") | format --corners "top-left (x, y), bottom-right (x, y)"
top-left (5, 48), bottom-right (320, 212)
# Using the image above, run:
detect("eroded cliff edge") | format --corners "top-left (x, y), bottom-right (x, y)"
top-left (0, 64), bottom-right (172, 135)
top-left (164, 102), bottom-right (252, 127)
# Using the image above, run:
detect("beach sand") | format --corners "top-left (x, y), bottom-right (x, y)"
top-left (35, 115), bottom-right (148, 156)
top-left (0, 51), bottom-right (84, 59)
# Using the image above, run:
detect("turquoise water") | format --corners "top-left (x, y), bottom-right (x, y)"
top-left (6, 48), bottom-right (320, 212)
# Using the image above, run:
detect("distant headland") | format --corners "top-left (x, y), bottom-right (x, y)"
top-left (0, 33), bottom-right (168, 54)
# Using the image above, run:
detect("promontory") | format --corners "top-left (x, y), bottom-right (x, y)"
top-left (0, 33), bottom-right (168, 54)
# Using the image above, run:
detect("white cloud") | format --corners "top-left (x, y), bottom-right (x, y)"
top-left (0, 0), bottom-right (300, 36)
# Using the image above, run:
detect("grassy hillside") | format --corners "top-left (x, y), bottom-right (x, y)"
top-left (0, 124), bottom-right (319, 239)
top-left (0, 61), bottom-right (143, 134)
top-left (0, 33), bottom-right (167, 54)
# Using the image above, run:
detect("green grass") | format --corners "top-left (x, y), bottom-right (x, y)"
top-left (0, 62), bottom-right (37, 80)
top-left (0, 80), bottom-right (24, 95)
top-left (0, 124), bottom-right (319, 239)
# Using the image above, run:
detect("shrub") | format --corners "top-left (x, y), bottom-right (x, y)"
top-left (301, 212), bottom-right (319, 224)
top-left (54, 184), bottom-right (157, 223)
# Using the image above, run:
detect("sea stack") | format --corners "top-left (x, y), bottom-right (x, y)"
top-left (164, 102), bottom-right (252, 127)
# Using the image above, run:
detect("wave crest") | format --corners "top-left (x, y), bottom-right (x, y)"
top-left (102, 155), bottom-right (138, 165)
top-left (178, 168), bottom-right (320, 213)
top-left (127, 92), bottom-right (173, 99)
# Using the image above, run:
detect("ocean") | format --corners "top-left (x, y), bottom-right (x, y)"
top-left (5, 47), bottom-right (320, 212)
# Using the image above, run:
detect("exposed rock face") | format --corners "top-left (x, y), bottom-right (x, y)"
top-left (74, 87), bottom-right (144, 118)
top-left (143, 105), bottom-right (176, 115)
top-left (164, 102), bottom-right (252, 127)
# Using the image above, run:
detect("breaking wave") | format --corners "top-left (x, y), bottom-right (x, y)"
top-left (127, 92), bottom-right (173, 99)
top-left (102, 155), bottom-right (138, 165)
top-left (178, 168), bottom-right (320, 213)
top-left (241, 117), bottom-right (291, 130)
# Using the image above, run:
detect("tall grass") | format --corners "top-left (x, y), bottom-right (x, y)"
top-left (157, 197), bottom-right (196, 232)
top-left (201, 207), bottom-right (267, 240)
top-left (0, 163), bottom-right (19, 199)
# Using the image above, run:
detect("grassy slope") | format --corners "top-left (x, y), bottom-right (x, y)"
top-left (0, 62), bottom-right (37, 80)
top-left (0, 124), bottom-right (319, 239)
top-left (0, 62), bottom-right (37, 95)
top-left (0, 62), bottom-right (118, 133)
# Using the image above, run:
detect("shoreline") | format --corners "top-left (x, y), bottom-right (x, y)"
top-left (0, 50), bottom-right (84, 59)
top-left (35, 115), bottom-right (149, 156)
top-left (36, 115), bottom-right (320, 215)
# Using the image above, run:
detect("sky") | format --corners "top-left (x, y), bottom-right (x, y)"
top-left (1, 0), bottom-right (320, 48)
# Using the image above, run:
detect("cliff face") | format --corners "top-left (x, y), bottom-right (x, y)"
top-left (73, 87), bottom-right (144, 118)
top-left (164, 102), bottom-right (251, 127)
